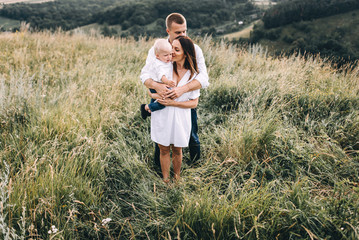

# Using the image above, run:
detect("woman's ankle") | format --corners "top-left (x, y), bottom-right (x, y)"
top-left (174, 174), bottom-right (180, 182)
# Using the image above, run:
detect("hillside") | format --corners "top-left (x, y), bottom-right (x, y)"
top-left (0, 0), bottom-right (262, 37)
top-left (249, 10), bottom-right (359, 66)
top-left (0, 31), bottom-right (358, 239)
top-left (245, 0), bottom-right (359, 66)
top-left (0, 16), bottom-right (19, 30)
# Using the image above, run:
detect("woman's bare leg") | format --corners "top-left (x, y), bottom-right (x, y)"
top-left (172, 146), bottom-right (182, 181)
top-left (158, 144), bottom-right (171, 182)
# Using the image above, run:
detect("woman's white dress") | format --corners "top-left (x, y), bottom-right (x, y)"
top-left (151, 70), bottom-right (200, 147)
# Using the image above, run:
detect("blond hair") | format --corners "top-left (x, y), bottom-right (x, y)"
top-left (154, 39), bottom-right (172, 55)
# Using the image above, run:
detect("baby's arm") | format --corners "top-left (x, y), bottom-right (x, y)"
top-left (161, 75), bottom-right (176, 87)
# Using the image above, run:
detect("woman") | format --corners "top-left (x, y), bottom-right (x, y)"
top-left (150, 36), bottom-right (200, 183)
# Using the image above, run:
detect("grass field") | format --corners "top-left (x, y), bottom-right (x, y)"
top-left (0, 16), bottom-right (20, 30)
top-left (0, 31), bottom-right (358, 239)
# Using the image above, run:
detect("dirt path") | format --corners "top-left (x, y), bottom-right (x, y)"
top-left (223, 20), bottom-right (260, 40)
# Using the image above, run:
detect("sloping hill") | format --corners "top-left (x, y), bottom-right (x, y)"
top-left (1, 31), bottom-right (358, 239)
top-left (250, 9), bottom-right (359, 65)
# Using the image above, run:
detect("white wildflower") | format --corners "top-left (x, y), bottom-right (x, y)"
top-left (48, 225), bottom-right (58, 234)
top-left (102, 218), bottom-right (112, 226)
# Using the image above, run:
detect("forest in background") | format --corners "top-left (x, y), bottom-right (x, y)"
top-left (261, 0), bottom-right (359, 29)
top-left (0, 0), bottom-right (261, 38)
top-left (248, 0), bottom-right (359, 66)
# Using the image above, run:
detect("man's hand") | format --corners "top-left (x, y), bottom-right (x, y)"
top-left (165, 79), bottom-right (202, 99)
top-left (154, 83), bottom-right (170, 97)
top-left (145, 79), bottom-right (170, 98)
top-left (165, 85), bottom-right (188, 99)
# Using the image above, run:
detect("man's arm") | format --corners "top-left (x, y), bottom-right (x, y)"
top-left (140, 47), bottom-right (155, 85)
top-left (165, 79), bottom-right (201, 99)
top-left (193, 44), bottom-right (209, 89)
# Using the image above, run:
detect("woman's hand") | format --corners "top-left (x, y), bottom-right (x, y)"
top-left (157, 98), bottom-right (176, 106)
top-left (165, 85), bottom-right (188, 99)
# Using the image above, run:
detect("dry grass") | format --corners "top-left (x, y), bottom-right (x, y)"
top-left (1, 30), bottom-right (358, 239)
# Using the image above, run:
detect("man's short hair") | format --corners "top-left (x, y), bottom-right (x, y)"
top-left (166, 13), bottom-right (186, 30)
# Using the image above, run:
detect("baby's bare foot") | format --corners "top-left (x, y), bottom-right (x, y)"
top-left (144, 105), bottom-right (151, 113)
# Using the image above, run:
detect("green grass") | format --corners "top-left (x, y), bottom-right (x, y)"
top-left (0, 16), bottom-right (20, 30)
top-left (0, 31), bottom-right (358, 239)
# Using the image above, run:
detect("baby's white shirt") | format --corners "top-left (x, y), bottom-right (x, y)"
top-left (150, 59), bottom-right (173, 83)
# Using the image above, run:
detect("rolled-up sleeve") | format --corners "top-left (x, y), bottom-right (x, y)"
top-left (194, 44), bottom-right (209, 89)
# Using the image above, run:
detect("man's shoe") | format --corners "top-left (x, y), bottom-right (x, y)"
top-left (140, 104), bottom-right (151, 119)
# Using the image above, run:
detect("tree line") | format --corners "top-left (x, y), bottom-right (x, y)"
top-left (262, 0), bottom-right (359, 29)
top-left (248, 4), bottom-right (359, 67)
top-left (0, 0), bottom-right (259, 35)
top-left (0, 0), bottom-right (118, 30)
top-left (93, 0), bottom-right (255, 29)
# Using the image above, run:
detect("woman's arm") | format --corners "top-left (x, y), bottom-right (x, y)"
top-left (157, 98), bottom-right (199, 109)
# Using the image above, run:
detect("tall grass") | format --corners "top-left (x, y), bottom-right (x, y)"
top-left (0, 31), bottom-right (358, 239)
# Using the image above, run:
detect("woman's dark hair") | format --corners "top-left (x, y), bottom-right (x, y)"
top-left (173, 36), bottom-right (198, 80)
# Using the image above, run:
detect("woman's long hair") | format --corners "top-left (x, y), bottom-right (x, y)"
top-left (173, 36), bottom-right (198, 80)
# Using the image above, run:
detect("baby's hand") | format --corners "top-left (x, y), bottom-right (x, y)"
top-left (162, 76), bottom-right (176, 87)
top-left (167, 80), bottom-right (176, 88)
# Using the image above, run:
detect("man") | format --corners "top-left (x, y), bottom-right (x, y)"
top-left (140, 13), bottom-right (209, 168)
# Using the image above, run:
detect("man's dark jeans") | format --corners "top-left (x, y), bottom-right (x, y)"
top-left (154, 108), bottom-right (200, 170)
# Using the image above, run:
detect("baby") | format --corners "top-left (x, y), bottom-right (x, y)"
top-left (140, 39), bottom-right (175, 119)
